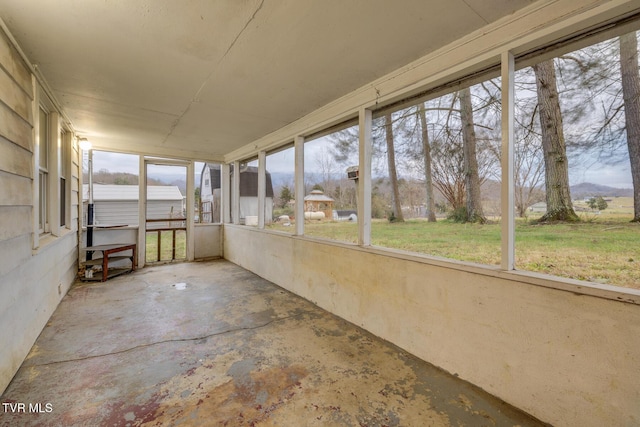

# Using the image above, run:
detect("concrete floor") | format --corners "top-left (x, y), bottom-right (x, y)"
top-left (1, 260), bottom-right (547, 427)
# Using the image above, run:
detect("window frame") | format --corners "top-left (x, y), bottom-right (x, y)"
top-left (37, 103), bottom-right (50, 235)
top-left (223, 12), bottom-right (640, 301)
top-left (34, 85), bottom-right (66, 247)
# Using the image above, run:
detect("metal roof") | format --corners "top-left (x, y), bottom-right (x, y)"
top-left (304, 190), bottom-right (334, 202)
top-left (82, 185), bottom-right (183, 201)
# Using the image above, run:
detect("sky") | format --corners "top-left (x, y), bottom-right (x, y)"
top-left (86, 145), bottom-right (634, 190)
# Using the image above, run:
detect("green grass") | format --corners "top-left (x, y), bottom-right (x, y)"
top-left (271, 213), bottom-right (640, 289)
top-left (146, 230), bottom-right (186, 263)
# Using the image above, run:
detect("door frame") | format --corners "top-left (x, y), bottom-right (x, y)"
top-left (138, 157), bottom-right (194, 268)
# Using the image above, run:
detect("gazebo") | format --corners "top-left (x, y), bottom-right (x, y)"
top-left (303, 190), bottom-right (334, 220)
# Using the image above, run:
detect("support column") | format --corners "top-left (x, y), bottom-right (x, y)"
top-left (232, 160), bottom-right (240, 225)
top-left (137, 155), bottom-right (146, 268)
top-left (501, 51), bottom-right (515, 270)
top-left (358, 108), bottom-right (372, 246)
top-left (221, 163), bottom-right (231, 223)
top-left (186, 161), bottom-right (195, 261)
top-left (258, 151), bottom-right (266, 229)
top-left (294, 136), bottom-right (305, 236)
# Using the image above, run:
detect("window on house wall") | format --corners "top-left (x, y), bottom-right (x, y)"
top-left (38, 106), bottom-right (49, 234)
top-left (369, 77), bottom-right (502, 266)
top-left (266, 144), bottom-right (295, 233)
top-left (236, 158), bottom-right (259, 226)
top-left (304, 121), bottom-right (359, 243)
top-left (514, 27), bottom-right (640, 290)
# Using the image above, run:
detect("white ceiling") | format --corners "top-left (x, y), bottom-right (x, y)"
top-left (0, 0), bottom-right (536, 160)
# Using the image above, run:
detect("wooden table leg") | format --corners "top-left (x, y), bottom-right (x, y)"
top-left (102, 252), bottom-right (108, 282)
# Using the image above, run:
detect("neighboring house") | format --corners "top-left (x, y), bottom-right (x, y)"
top-left (200, 163), bottom-right (274, 224)
top-left (304, 190), bottom-right (334, 220)
top-left (529, 202), bottom-right (547, 213)
top-left (83, 184), bottom-right (184, 227)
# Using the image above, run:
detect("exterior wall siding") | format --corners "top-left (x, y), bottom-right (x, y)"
top-left (0, 26), bottom-right (78, 394)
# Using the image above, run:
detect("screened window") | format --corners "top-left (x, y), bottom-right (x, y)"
top-left (513, 28), bottom-right (640, 289)
top-left (303, 122), bottom-right (359, 243)
top-left (266, 145), bottom-right (295, 233)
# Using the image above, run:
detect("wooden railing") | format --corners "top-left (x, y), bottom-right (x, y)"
top-left (145, 217), bottom-right (186, 262)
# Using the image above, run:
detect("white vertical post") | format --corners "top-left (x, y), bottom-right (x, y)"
top-left (232, 160), bottom-right (240, 225)
top-left (138, 156), bottom-right (146, 268)
top-left (221, 163), bottom-right (231, 223)
top-left (358, 108), bottom-right (372, 246)
top-left (258, 151), bottom-right (266, 229)
top-left (501, 51), bottom-right (515, 270)
top-left (186, 161), bottom-right (195, 261)
top-left (294, 136), bottom-right (305, 236)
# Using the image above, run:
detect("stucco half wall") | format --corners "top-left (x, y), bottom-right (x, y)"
top-left (223, 225), bottom-right (640, 427)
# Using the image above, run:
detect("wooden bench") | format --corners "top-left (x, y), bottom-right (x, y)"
top-left (82, 243), bottom-right (137, 282)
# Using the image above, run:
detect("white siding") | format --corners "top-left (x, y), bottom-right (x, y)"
top-left (82, 200), bottom-right (184, 227)
top-left (0, 26), bottom-right (78, 394)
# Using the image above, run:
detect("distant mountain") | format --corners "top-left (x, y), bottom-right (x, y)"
top-left (570, 182), bottom-right (633, 198)
top-left (169, 179), bottom-right (186, 195)
top-left (482, 180), bottom-right (633, 200)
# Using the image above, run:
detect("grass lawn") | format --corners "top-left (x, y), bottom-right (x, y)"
top-left (271, 209), bottom-right (640, 290)
top-left (146, 230), bottom-right (186, 263)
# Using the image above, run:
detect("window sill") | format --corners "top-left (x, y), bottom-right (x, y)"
top-left (223, 223), bottom-right (640, 306)
top-left (34, 233), bottom-right (56, 252)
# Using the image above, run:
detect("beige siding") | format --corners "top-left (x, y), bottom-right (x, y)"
top-left (0, 29), bottom-right (32, 97)
top-left (0, 206), bottom-right (31, 241)
top-left (0, 234), bottom-right (31, 278)
top-left (0, 101), bottom-right (32, 151)
top-left (0, 25), bottom-right (79, 395)
top-left (0, 232), bottom-right (77, 393)
top-left (0, 135), bottom-right (31, 177)
top-left (0, 171), bottom-right (31, 206)
top-left (0, 65), bottom-right (31, 123)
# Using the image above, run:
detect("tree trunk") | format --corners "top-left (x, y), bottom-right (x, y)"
top-left (532, 60), bottom-right (579, 222)
top-left (384, 112), bottom-right (404, 222)
top-left (620, 32), bottom-right (640, 222)
top-left (418, 105), bottom-right (437, 222)
top-left (459, 87), bottom-right (486, 223)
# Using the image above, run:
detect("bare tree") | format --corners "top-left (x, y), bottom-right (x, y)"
top-left (314, 146), bottom-right (338, 196)
top-left (532, 60), bottom-right (579, 222)
top-left (384, 112), bottom-right (405, 221)
top-left (620, 32), bottom-right (640, 222)
top-left (459, 87), bottom-right (486, 223)
top-left (514, 123), bottom-right (546, 217)
top-left (431, 134), bottom-right (466, 211)
top-left (418, 104), bottom-right (437, 221)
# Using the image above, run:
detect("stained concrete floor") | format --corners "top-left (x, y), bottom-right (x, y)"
top-left (1, 260), bottom-right (547, 427)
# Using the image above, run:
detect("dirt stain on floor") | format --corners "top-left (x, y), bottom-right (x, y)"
top-left (136, 363), bottom-right (308, 426)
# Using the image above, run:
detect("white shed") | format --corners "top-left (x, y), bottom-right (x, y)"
top-left (82, 184), bottom-right (184, 226)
